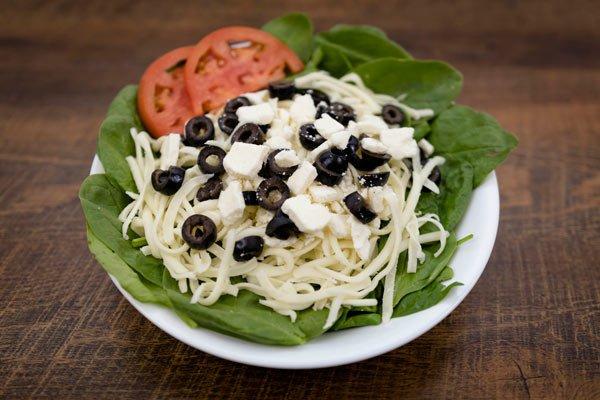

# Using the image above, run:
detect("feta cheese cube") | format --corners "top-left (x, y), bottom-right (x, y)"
top-left (357, 115), bottom-right (388, 133)
top-left (328, 213), bottom-right (350, 238)
top-left (309, 184), bottom-right (342, 203)
top-left (329, 130), bottom-right (352, 150)
top-left (350, 216), bottom-right (373, 261)
top-left (242, 90), bottom-right (268, 104)
top-left (265, 136), bottom-right (292, 150)
top-left (289, 94), bottom-right (316, 125)
top-left (366, 187), bottom-right (385, 213)
top-left (281, 195), bottom-right (332, 234)
top-left (360, 137), bottom-right (388, 154)
top-left (223, 142), bottom-right (269, 178)
top-left (218, 181), bottom-right (245, 225)
top-left (379, 127), bottom-right (419, 159)
top-left (236, 102), bottom-right (275, 125)
top-left (274, 149), bottom-right (300, 168)
top-left (287, 161), bottom-right (317, 195)
top-left (314, 114), bottom-right (344, 139)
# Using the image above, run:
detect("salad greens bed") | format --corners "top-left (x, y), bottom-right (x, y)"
top-left (79, 13), bottom-right (517, 345)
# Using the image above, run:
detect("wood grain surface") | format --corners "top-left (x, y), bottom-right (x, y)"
top-left (1, 0), bottom-right (599, 398)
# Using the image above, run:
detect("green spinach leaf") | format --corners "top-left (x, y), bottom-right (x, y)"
top-left (332, 308), bottom-right (381, 331)
top-left (393, 281), bottom-right (462, 317)
top-left (79, 174), bottom-right (164, 286)
top-left (315, 25), bottom-right (411, 70)
top-left (97, 85), bottom-right (141, 192)
top-left (393, 234), bottom-right (457, 306)
top-left (162, 271), bottom-right (309, 345)
top-left (354, 58), bottom-right (462, 114)
top-left (429, 105), bottom-right (518, 187)
top-left (416, 159), bottom-right (474, 231)
top-left (86, 225), bottom-right (169, 306)
top-left (263, 13), bottom-right (314, 63)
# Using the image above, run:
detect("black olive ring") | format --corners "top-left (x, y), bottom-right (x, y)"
top-left (230, 123), bottom-right (266, 145)
top-left (196, 177), bottom-right (223, 202)
top-left (181, 214), bottom-right (217, 250)
top-left (151, 166), bottom-right (186, 195)
top-left (257, 177), bottom-right (291, 211)
top-left (344, 191), bottom-right (377, 224)
top-left (183, 116), bottom-right (215, 146)
top-left (197, 145), bottom-right (226, 175)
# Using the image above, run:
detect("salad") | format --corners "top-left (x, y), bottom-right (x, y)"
top-left (80, 14), bottom-right (517, 345)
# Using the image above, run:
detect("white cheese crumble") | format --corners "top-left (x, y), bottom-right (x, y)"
top-left (309, 184), bottom-right (342, 203)
top-left (287, 161), bottom-right (317, 195)
top-left (360, 137), bottom-right (388, 154)
top-left (281, 195), bottom-right (332, 234)
top-left (350, 216), bottom-right (373, 261)
top-left (218, 181), bottom-right (245, 225)
top-left (356, 114), bottom-right (388, 134)
top-left (418, 138), bottom-right (435, 157)
top-left (328, 213), bottom-right (350, 237)
top-left (379, 127), bottom-right (419, 159)
top-left (223, 142), bottom-right (269, 179)
top-left (329, 130), bottom-right (352, 150)
top-left (236, 102), bottom-right (275, 125)
top-left (289, 94), bottom-right (316, 125)
top-left (314, 114), bottom-right (344, 139)
top-left (274, 149), bottom-right (300, 168)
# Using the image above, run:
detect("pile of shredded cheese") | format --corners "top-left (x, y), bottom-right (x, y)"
top-left (118, 71), bottom-right (448, 329)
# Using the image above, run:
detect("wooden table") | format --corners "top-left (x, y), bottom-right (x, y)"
top-left (1, 1), bottom-right (598, 398)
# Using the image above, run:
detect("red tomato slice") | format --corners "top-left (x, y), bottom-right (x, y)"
top-left (184, 26), bottom-right (304, 114)
top-left (137, 46), bottom-right (196, 138)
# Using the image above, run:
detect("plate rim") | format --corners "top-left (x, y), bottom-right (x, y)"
top-left (89, 155), bottom-right (499, 369)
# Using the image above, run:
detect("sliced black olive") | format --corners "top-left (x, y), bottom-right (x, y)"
top-left (183, 116), bottom-right (215, 146)
top-left (314, 150), bottom-right (346, 186)
top-left (181, 214), bottom-right (217, 250)
top-left (230, 123), bottom-right (266, 145)
top-left (218, 113), bottom-right (238, 135)
top-left (256, 177), bottom-right (290, 210)
top-left (242, 190), bottom-right (259, 206)
top-left (197, 145), bottom-right (226, 175)
top-left (317, 150), bottom-right (348, 175)
top-left (266, 149), bottom-right (298, 180)
top-left (360, 141), bottom-right (391, 168)
top-left (359, 172), bottom-right (390, 187)
top-left (346, 136), bottom-right (391, 171)
top-left (268, 80), bottom-right (296, 100)
top-left (259, 124), bottom-right (270, 134)
top-left (299, 123), bottom-right (326, 150)
top-left (324, 102), bottom-right (356, 126)
top-left (196, 177), bottom-right (223, 202)
top-left (233, 236), bottom-right (265, 261)
top-left (344, 191), bottom-right (377, 224)
top-left (257, 162), bottom-right (272, 179)
top-left (224, 96), bottom-right (251, 114)
top-left (297, 88), bottom-right (330, 106)
top-left (265, 209), bottom-right (300, 240)
top-left (381, 104), bottom-right (405, 125)
top-left (151, 166), bottom-right (185, 195)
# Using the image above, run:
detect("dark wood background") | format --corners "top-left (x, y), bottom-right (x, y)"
top-left (1, 0), bottom-right (598, 398)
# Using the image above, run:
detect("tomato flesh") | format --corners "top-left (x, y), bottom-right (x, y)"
top-left (184, 27), bottom-right (304, 114)
top-left (137, 46), bottom-right (195, 138)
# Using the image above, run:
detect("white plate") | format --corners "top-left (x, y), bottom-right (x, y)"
top-left (90, 155), bottom-right (499, 369)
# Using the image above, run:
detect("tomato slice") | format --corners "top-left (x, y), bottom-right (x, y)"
top-left (137, 46), bottom-right (196, 138)
top-left (184, 26), bottom-right (304, 114)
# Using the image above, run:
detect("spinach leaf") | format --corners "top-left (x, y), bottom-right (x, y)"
top-left (79, 174), bottom-right (164, 286)
top-left (416, 159), bottom-right (474, 231)
top-left (428, 105), bottom-right (518, 187)
top-left (315, 25), bottom-right (411, 70)
top-left (393, 281), bottom-right (462, 317)
top-left (162, 271), bottom-right (309, 346)
top-left (413, 120), bottom-right (431, 141)
top-left (354, 58), bottom-right (462, 114)
top-left (97, 85), bottom-right (141, 193)
top-left (86, 225), bottom-right (169, 306)
top-left (314, 43), bottom-right (354, 77)
top-left (263, 13), bottom-right (314, 63)
top-left (332, 308), bottom-right (381, 331)
top-left (393, 234), bottom-right (457, 306)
